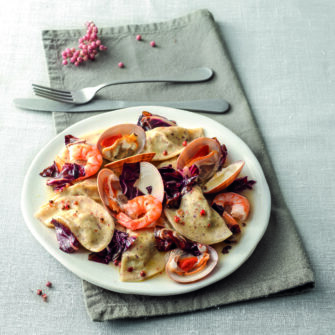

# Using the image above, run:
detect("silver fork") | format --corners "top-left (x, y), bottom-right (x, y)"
top-left (32, 67), bottom-right (213, 104)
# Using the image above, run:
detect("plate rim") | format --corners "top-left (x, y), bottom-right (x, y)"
top-left (21, 106), bottom-right (271, 296)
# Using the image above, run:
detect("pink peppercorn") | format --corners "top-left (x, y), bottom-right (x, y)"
top-left (150, 41), bottom-right (156, 47)
top-left (118, 62), bottom-right (124, 68)
top-left (136, 34), bottom-right (142, 41)
top-left (46, 281), bottom-right (52, 288)
top-left (182, 140), bottom-right (187, 146)
top-left (62, 60), bottom-right (68, 65)
top-left (42, 294), bottom-right (48, 301)
top-left (200, 209), bottom-right (206, 216)
top-left (36, 289), bottom-right (42, 295)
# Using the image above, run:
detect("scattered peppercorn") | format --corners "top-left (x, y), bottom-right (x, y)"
top-left (174, 216), bottom-right (180, 223)
top-left (140, 271), bottom-right (146, 277)
top-left (118, 62), bottom-right (124, 68)
top-left (113, 260), bottom-right (119, 266)
top-left (42, 293), bottom-right (48, 302)
top-left (36, 289), bottom-right (42, 295)
top-left (127, 267), bottom-right (134, 272)
top-left (150, 41), bottom-right (156, 47)
top-left (163, 150), bottom-right (168, 156)
top-left (200, 209), bottom-right (206, 216)
top-left (46, 281), bottom-right (52, 288)
top-left (136, 34), bottom-right (142, 41)
top-left (182, 140), bottom-right (187, 146)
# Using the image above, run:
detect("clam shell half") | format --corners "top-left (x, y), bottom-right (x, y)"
top-left (97, 123), bottom-right (146, 161)
top-left (177, 137), bottom-right (222, 182)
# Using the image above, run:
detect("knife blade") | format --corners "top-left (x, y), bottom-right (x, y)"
top-left (13, 98), bottom-right (230, 114)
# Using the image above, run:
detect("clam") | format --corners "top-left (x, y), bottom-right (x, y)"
top-left (97, 124), bottom-right (146, 161)
top-left (176, 137), bottom-right (222, 182)
top-left (97, 162), bottom-right (165, 216)
top-left (166, 245), bottom-right (218, 284)
top-left (202, 160), bottom-right (245, 194)
top-left (134, 162), bottom-right (164, 203)
top-left (104, 152), bottom-right (155, 175)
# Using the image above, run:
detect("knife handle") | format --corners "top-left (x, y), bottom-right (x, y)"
top-left (116, 99), bottom-right (230, 114)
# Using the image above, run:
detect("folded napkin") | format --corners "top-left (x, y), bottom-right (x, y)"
top-left (42, 9), bottom-right (314, 321)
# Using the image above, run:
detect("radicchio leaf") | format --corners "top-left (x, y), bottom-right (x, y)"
top-left (137, 111), bottom-right (177, 131)
top-left (39, 161), bottom-right (59, 177)
top-left (154, 227), bottom-right (201, 256)
top-left (51, 219), bottom-right (80, 253)
top-left (119, 162), bottom-right (144, 200)
top-left (218, 143), bottom-right (228, 170)
top-left (64, 134), bottom-right (86, 145)
top-left (158, 164), bottom-right (199, 208)
top-left (46, 163), bottom-right (86, 191)
top-left (88, 230), bottom-right (136, 264)
top-left (226, 176), bottom-right (256, 193)
top-left (211, 203), bottom-right (224, 216)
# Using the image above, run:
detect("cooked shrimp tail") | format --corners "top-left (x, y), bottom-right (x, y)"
top-left (116, 195), bottom-right (162, 230)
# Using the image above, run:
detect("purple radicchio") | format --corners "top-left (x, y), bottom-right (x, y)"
top-left (119, 162), bottom-right (144, 200)
top-left (41, 162), bottom-right (85, 191)
top-left (88, 230), bottom-right (136, 264)
top-left (226, 176), bottom-right (256, 193)
top-left (154, 227), bottom-right (201, 256)
top-left (137, 111), bottom-right (177, 131)
top-left (51, 219), bottom-right (80, 253)
top-left (158, 164), bottom-right (199, 209)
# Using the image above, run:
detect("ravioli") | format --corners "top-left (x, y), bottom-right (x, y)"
top-left (35, 195), bottom-right (114, 252)
top-left (143, 126), bottom-right (204, 161)
top-left (164, 186), bottom-right (232, 244)
top-left (120, 229), bottom-right (166, 282)
top-left (58, 178), bottom-right (100, 203)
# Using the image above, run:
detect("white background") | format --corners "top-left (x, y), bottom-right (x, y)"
top-left (1, 0), bottom-right (334, 334)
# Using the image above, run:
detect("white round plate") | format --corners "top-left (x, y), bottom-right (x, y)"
top-left (21, 106), bottom-right (271, 296)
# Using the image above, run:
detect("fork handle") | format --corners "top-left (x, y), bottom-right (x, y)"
top-left (95, 67), bottom-right (213, 92)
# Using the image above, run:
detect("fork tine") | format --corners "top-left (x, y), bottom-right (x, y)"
top-left (33, 87), bottom-right (74, 100)
top-left (34, 90), bottom-right (74, 103)
top-left (32, 84), bottom-right (72, 95)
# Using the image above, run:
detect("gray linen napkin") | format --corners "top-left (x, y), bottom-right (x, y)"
top-left (42, 9), bottom-right (314, 321)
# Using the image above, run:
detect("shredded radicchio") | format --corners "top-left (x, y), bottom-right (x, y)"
top-left (154, 227), bottom-right (201, 256)
top-left (158, 164), bottom-right (199, 209)
top-left (119, 162), bottom-right (144, 200)
top-left (39, 161), bottom-right (59, 177)
top-left (88, 230), bottom-right (136, 264)
top-left (211, 203), bottom-right (225, 216)
top-left (41, 162), bottom-right (85, 191)
top-left (51, 219), bottom-right (80, 253)
top-left (226, 176), bottom-right (256, 193)
top-left (137, 111), bottom-right (177, 131)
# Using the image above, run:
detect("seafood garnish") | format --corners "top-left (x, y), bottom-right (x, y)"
top-left (166, 246), bottom-right (218, 284)
top-left (97, 123), bottom-right (145, 161)
top-left (177, 137), bottom-right (222, 182)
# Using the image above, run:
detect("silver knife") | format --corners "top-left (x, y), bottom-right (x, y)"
top-left (13, 98), bottom-right (230, 114)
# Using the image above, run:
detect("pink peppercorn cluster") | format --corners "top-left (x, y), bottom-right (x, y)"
top-left (62, 22), bottom-right (107, 66)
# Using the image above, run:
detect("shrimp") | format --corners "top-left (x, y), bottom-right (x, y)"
top-left (58, 143), bottom-right (103, 180)
top-left (212, 192), bottom-right (250, 226)
top-left (116, 195), bottom-right (162, 230)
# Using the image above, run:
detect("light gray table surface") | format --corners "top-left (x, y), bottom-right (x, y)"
top-left (1, 0), bottom-right (334, 334)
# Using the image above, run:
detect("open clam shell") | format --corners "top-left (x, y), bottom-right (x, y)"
top-left (202, 160), bottom-right (245, 194)
top-left (104, 152), bottom-right (155, 175)
top-left (176, 137), bottom-right (222, 182)
top-left (97, 123), bottom-right (146, 161)
top-left (166, 246), bottom-right (218, 284)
